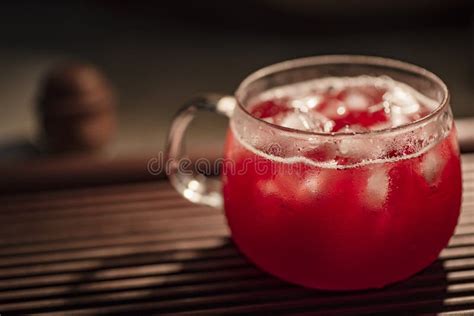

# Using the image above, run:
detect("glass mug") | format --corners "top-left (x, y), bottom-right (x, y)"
top-left (165, 55), bottom-right (462, 290)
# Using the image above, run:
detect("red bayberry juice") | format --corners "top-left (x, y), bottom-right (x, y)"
top-left (223, 76), bottom-right (462, 290)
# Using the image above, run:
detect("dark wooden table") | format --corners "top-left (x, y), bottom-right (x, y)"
top-left (1, 154), bottom-right (474, 315)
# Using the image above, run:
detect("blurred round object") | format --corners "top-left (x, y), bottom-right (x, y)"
top-left (37, 62), bottom-right (117, 153)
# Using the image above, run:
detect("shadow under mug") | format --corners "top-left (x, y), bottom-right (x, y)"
top-left (165, 55), bottom-right (462, 290)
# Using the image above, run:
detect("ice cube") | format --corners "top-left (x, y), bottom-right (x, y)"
top-left (293, 170), bottom-right (331, 201)
top-left (364, 167), bottom-right (389, 209)
top-left (304, 141), bottom-right (338, 162)
top-left (421, 149), bottom-right (446, 185)
top-left (257, 171), bottom-right (325, 202)
top-left (291, 95), bottom-right (322, 110)
top-left (301, 171), bottom-right (323, 195)
top-left (384, 86), bottom-right (420, 115)
top-left (319, 99), bottom-right (347, 119)
top-left (383, 86), bottom-right (421, 127)
top-left (280, 110), bottom-right (331, 132)
top-left (344, 90), bottom-right (371, 111)
top-left (281, 111), bottom-right (312, 130)
top-left (338, 136), bottom-right (384, 161)
top-left (323, 120), bottom-right (336, 133)
top-left (256, 179), bottom-right (279, 196)
top-left (389, 110), bottom-right (411, 127)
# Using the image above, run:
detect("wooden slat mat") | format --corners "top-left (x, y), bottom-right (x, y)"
top-left (1, 155), bottom-right (474, 315)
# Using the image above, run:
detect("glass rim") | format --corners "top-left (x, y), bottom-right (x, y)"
top-left (234, 55), bottom-right (450, 137)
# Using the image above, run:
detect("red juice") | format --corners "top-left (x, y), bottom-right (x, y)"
top-left (222, 76), bottom-right (462, 290)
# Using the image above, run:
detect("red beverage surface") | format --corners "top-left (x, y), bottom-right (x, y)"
top-left (223, 82), bottom-right (462, 290)
top-left (251, 82), bottom-right (432, 133)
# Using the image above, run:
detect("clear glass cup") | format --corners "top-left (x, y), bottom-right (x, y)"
top-left (165, 55), bottom-right (462, 290)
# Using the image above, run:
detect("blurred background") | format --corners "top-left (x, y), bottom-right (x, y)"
top-left (0, 1), bottom-right (473, 188)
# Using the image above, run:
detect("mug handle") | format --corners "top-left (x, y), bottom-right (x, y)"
top-left (165, 94), bottom-right (236, 208)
